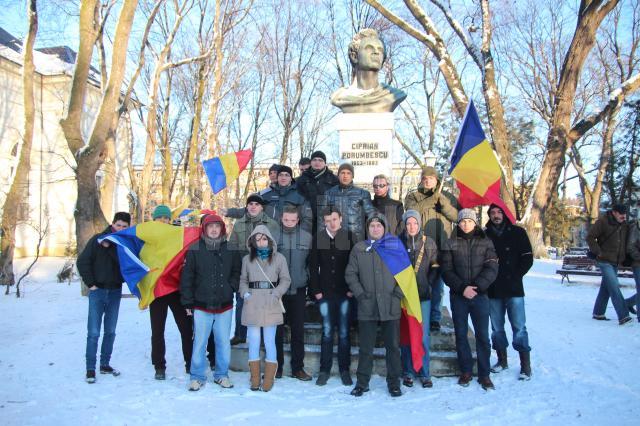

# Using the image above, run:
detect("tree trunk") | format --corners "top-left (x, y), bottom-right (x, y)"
top-left (161, 70), bottom-right (173, 205)
top-left (184, 61), bottom-right (208, 208)
top-left (0, 0), bottom-right (38, 288)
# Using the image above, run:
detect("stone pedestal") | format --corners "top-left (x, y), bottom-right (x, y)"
top-left (336, 112), bottom-right (393, 185)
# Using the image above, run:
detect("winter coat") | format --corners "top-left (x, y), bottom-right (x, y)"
top-left (345, 219), bottom-right (405, 321)
top-left (484, 220), bottom-right (533, 299)
top-left (238, 225), bottom-right (291, 327)
top-left (399, 230), bottom-right (439, 301)
top-left (627, 219), bottom-right (640, 268)
top-left (309, 228), bottom-right (355, 298)
top-left (228, 212), bottom-right (280, 256)
top-left (180, 238), bottom-right (241, 311)
top-left (441, 226), bottom-right (499, 296)
top-left (276, 225), bottom-right (312, 295)
top-left (258, 183), bottom-right (312, 232)
top-left (296, 167), bottom-right (340, 228)
top-left (372, 194), bottom-right (404, 235)
top-left (76, 226), bottom-right (124, 290)
top-left (318, 183), bottom-right (377, 242)
top-left (404, 185), bottom-right (458, 249)
top-left (586, 212), bottom-right (629, 266)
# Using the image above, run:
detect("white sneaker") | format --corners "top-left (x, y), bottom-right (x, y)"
top-left (214, 377), bottom-right (234, 388)
top-left (189, 380), bottom-right (205, 391)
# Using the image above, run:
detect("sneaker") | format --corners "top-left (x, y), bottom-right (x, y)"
top-left (86, 370), bottom-right (96, 384)
top-left (316, 372), bottom-right (329, 386)
top-left (99, 365), bottom-right (120, 376)
top-left (189, 380), bottom-right (205, 391)
top-left (229, 336), bottom-right (246, 346)
top-left (458, 373), bottom-right (472, 387)
top-left (518, 370), bottom-right (532, 381)
top-left (388, 385), bottom-right (402, 397)
top-left (291, 369), bottom-right (312, 381)
top-left (478, 377), bottom-right (495, 390)
top-left (619, 316), bottom-right (633, 326)
top-left (402, 375), bottom-right (414, 387)
top-left (340, 371), bottom-right (353, 386)
top-left (592, 314), bottom-right (609, 321)
top-left (155, 369), bottom-right (166, 380)
top-left (214, 377), bottom-right (234, 388)
top-left (419, 377), bottom-right (433, 388)
top-left (430, 321), bottom-right (441, 332)
top-left (350, 385), bottom-right (369, 397)
top-left (490, 361), bottom-right (508, 373)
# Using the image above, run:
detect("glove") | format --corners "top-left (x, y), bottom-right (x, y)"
top-left (434, 198), bottom-right (443, 213)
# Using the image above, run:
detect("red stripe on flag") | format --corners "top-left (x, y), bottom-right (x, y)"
top-left (456, 180), bottom-right (516, 223)
top-left (154, 227), bottom-right (202, 298)
top-left (235, 150), bottom-right (252, 172)
top-left (400, 309), bottom-right (425, 373)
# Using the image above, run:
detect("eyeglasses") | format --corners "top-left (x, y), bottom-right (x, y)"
top-left (372, 184), bottom-right (387, 189)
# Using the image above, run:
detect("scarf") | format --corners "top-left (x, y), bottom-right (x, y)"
top-left (257, 247), bottom-right (271, 260)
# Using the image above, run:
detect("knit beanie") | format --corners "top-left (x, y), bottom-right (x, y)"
top-left (402, 209), bottom-right (422, 228)
top-left (201, 213), bottom-right (226, 237)
top-left (278, 165), bottom-right (293, 176)
top-left (421, 166), bottom-right (439, 179)
top-left (246, 193), bottom-right (266, 206)
top-left (457, 208), bottom-right (477, 224)
top-left (310, 150), bottom-right (327, 162)
top-left (338, 162), bottom-right (354, 176)
top-left (152, 205), bottom-right (171, 220)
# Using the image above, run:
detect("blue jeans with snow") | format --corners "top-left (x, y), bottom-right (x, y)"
top-left (190, 309), bottom-right (232, 382)
top-left (450, 293), bottom-right (491, 378)
top-left (318, 296), bottom-right (351, 373)
top-left (593, 262), bottom-right (630, 320)
top-left (86, 287), bottom-right (122, 371)
top-left (489, 297), bottom-right (531, 352)
top-left (401, 299), bottom-right (431, 379)
top-left (430, 276), bottom-right (444, 323)
top-left (248, 325), bottom-right (277, 362)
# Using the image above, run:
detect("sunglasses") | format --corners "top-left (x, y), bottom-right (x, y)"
top-left (372, 184), bottom-right (387, 189)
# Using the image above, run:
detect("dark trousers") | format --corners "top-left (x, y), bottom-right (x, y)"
top-left (150, 291), bottom-right (193, 370)
top-left (276, 289), bottom-right (307, 372)
top-left (234, 292), bottom-right (247, 339)
top-left (356, 319), bottom-right (401, 388)
top-left (450, 293), bottom-right (491, 378)
top-left (318, 296), bottom-right (351, 373)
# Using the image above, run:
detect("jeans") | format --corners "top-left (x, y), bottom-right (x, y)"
top-left (356, 320), bottom-right (401, 388)
top-left (430, 276), bottom-right (444, 323)
top-left (593, 262), bottom-right (630, 320)
top-left (190, 309), bottom-right (232, 382)
top-left (248, 325), bottom-right (277, 362)
top-left (318, 296), bottom-right (351, 373)
top-left (401, 300), bottom-right (431, 379)
top-left (450, 293), bottom-right (491, 378)
top-left (234, 292), bottom-right (247, 339)
top-left (86, 288), bottom-right (122, 371)
top-left (150, 291), bottom-right (193, 370)
top-left (489, 297), bottom-right (531, 352)
top-left (276, 290), bottom-right (307, 373)
top-left (625, 266), bottom-right (640, 322)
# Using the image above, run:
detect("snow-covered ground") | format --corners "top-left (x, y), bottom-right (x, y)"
top-left (0, 258), bottom-right (638, 426)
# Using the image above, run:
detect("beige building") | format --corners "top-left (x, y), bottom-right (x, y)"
top-left (0, 27), bottom-right (131, 256)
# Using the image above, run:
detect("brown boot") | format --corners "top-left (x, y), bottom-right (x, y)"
top-left (262, 361), bottom-right (278, 392)
top-left (490, 349), bottom-right (508, 373)
top-left (249, 360), bottom-right (261, 391)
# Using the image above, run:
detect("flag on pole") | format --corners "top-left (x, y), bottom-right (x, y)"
top-left (371, 234), bottom-right (424, 372)
top-left (202, 150), bottom-right (252, 194)
top-left (448, 100), bottom-right (516, 223)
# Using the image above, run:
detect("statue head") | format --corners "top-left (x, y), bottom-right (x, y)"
top-left (348, 28), bottom-right (386, 77)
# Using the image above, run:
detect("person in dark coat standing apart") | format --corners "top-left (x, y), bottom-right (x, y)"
top-left (441, 208), bottom-right (498, 390)
top-left (587, 204), bottom-right (632, 325)
top-left (484, 204), bottom-right (534, 381)
top-left (310, 206), bottom-right (356, 387)
top-left (345, 213), bottom-right (404, 397)
top-left (371, 174), bottom-right (404, 235)
top-left (77, 211), bottom-right (131, 383)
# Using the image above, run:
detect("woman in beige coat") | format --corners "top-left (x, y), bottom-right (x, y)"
top-left (239, 225), bottom-right (291, 391)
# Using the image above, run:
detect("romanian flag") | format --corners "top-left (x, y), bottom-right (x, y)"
top-left (371, 234), bottom-right (424, 372)
top-left (202, 150), bottom-right (252, 194)
top-left (448, 100), bottom-right (516, 223)
top-left (99, 222), bottom-right (201, 309)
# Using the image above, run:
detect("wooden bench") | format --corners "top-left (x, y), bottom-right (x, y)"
top-left (556, 255), bottom-right (634, 284)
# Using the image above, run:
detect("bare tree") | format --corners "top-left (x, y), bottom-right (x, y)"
top-left (0, 0), bottom-right (38, 288)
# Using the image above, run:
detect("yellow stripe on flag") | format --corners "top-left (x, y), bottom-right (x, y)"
top-left (219, 152), bottom-right (240, 181)
top-left (396, 267), bottom-right (422, 322)
top-left (450, 140), bottom-right (501, 197)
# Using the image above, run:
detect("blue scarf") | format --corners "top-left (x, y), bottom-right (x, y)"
top-left (257, 247), bottom-right (271, 260)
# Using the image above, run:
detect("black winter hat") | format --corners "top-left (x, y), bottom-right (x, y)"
top-left (278, 165), bottom-right (293, 176)
top-left (310, 150), bottom-right (327, 162)
top-left (246, 193), bottom-right (266, 206)
top-left (269, 163), bottom-right (280, 173)
top-left (612, 204), bottom-right (628, 214)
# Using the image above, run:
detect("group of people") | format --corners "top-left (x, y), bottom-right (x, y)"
top-left (78, 150), bottom-right (539, 396)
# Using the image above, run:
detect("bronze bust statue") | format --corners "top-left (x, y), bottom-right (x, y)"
top-left (331, 28), bottom-right (407, 114)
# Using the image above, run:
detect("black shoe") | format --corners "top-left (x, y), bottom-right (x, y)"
top-left (275, 369), bottom-right (283, 379)
top-left (629, 304), bottom-right (637, 315)
top-left (619, 316), bottom-right (633, 325)
top-left (350, 385), bottom-right (369, 397)
top-left (420, 377), bottom-right (433, 388)
top-left (430, 321), bottom-right (441, 332)
top-left (155, 368), bottom-right (166, 380)
top-left (388, 386), bottom-right (402, 397)
top-left (402, 376), bottom-right (414, 387)
top-left (316, 372), bottom-right (329, 386)
top-left (86, 370), bottom-right (96, 384)
top-left (229, 336), bottom-right (246, 346)
top-left (592, 314), bottom-right (609, 321)
top-left (99, 365), bottom-right (120, 376)
top-left (340, 371), bottom-right (353, 386)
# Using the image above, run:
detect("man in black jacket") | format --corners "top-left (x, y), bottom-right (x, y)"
top-left (180, 214), bottom-right (241, 391)
top-left (485, 204), bottom-right (534, 381)
top-left (371, 174), bottom-right (404, 235)
top-left (77, 211), bottom-right (131, 384)
top-left (296, 151), bottom-right (339, 234)
top-left (442, 209), bottom-right (498, 390)
top-left (310, 206), bottom-right (356, 386)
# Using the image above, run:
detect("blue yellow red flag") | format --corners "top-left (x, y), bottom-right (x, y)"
top-left (202, 150), bottom-right (252, 194)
